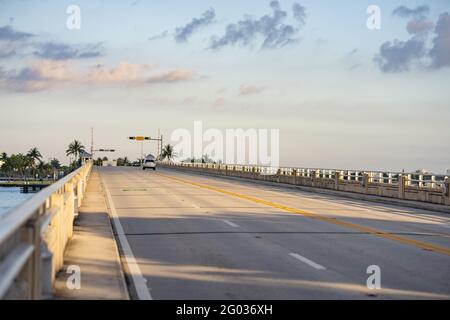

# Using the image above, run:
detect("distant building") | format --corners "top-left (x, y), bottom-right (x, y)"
top-left (79, 151), bottom-right (93, 164)
top-left (446, 169), bottom-right (450, 175)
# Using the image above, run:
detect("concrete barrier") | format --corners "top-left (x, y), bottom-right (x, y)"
top-left (0, 162), bottom-right (92, 299)
top-left (159, 162), bottom-right (450, 211)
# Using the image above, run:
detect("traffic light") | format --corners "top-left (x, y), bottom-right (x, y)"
top-left (129, 136), bottom-right (150, 141)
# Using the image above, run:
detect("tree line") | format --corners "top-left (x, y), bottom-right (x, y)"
top-left (0, 139), bottom-right (86, 179)
top-left (1, 141), bottom-right (181, 178)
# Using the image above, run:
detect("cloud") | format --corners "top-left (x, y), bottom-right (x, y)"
top-left (0, 61), bottom-right (196, 92)
top-left (0, 42), bottom-right (18, 58)
top-left (212, 97), bottom-right (226, 107)
top-left (429, 12), bottom-right (450, 69)
top-left (374, 38), bottom-right (426, 73)
top-left (174, 8), bottom-right (215, 43)
top-left (33, 42), bottom-right (104, 60)
top-left (0, 60), bottom-right (72, 92)
top-left (374, 7), bottom-right (450, 72)
top-left (348, 63), bottom-right (362, 71)
top-left (84, 62), bottom-right (155, 84)
top-left (0, 25), bottom-right (34, 59)
top-left (181, 96), bottom-right (197, 105)
top-left (210, 1), bottom-right (306, 50)
top-left (347, 48), bottom-right (358, 57)
top-left (0, 25), bottom-right (104, 61)
top-left (239, 84), bottom-right (266, 96)
top-left (0, 25), bottom-right (34, 41)
top-left (292, 3), bottom-right (306, 26)
top-left (392, 5), bottom-right (434, 35)
top-left (392, 5), bottom-right (430, 19)
top-left (85, 63), bottom-right (194, 85)
top-left (406, 19), bottom-right (434, 35)
top-left (148, 30), bottom-right (169, 41)
top-left (146, 69), bottom-right (195, 83)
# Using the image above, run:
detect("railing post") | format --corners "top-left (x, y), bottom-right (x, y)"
top-left (292, 169), bottom-right (297, 185)
top-left (398, 174), bottom-right (405, 199)
top-left (334, 171), bottom-right (340, 190)
top-left (308, 170), bottom-right (315, 187)
top-left (361, 173), bottom-right (369, 193)
top-left (77, 177), bottom-right (83, 207)
top-left (25, 214), bottom-right (42, 299)
top-left (444, 177), bottom-right (450, 206)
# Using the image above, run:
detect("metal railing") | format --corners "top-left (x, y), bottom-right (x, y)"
top-left (0, 162), bottom-right (92, 299)
top-left (160, 162), bottom-right (450, 207)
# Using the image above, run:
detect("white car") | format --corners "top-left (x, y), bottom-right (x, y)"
top-left (142, 159), bottom-right (156, 170)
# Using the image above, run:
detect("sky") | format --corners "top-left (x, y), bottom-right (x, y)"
top-left (0, 0), bottom-right (449, 173)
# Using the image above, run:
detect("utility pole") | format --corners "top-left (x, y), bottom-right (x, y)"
top-left (90, 127), bottom-right (94, 157)
top-left (157, 128), bottom-right (161, 156)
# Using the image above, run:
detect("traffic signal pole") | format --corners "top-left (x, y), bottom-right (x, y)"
top-left (128, 135), bottom-right (163, 165)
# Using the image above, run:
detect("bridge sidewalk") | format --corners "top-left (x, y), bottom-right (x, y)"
top-left (54, 169), bottom-right (129, 300)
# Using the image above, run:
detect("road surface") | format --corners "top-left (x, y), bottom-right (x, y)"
top-left (98, 167), bottom-right (450, 300)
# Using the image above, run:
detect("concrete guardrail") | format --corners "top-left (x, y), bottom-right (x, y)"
top-left (159, 162), bottom-right (450, 209)
top-left (0, 162), bottom-right (93, 299)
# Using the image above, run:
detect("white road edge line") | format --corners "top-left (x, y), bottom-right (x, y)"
top-left (289, 253), bottom-right (326, 270)
top-left (101, 176), bottom-right (153, 300)
top-left (222, 219), bottom-right (240, 228)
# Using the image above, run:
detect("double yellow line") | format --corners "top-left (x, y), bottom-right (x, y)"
top-left (156, 172), bottom-right (450, 256)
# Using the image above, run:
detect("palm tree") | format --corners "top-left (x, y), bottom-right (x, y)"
top-left (27, 147), bottom-right (42, 177)
top-left (48, 158), bottom-right (61, 180)
top-left (27, 147), bottom-right (42, 164)
top-left (66, 140), bottom-right (85, 163)
top-left (8, 153), bottom-right (29, 177)
top-left (0, 152), bottom-right (7, 173)
top-left (50, 158), bottom-right (61, 169)
top-left (160, 144), bottom-right (176, 162)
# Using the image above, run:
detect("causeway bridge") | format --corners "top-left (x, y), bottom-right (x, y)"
top-left (1, 162), bottom-right (449, 299)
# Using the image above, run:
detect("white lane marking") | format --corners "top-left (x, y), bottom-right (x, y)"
top-left (222, 219), bottom-right (240, 228)
top-left (289, 253), bottom-right (326, 270)
top-left (101, 176), bottom-right (153, 300)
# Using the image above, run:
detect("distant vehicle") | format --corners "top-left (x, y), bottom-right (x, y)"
top-left (143, 158), bottom-right (156, 170)
top-left (132, 161), bottom-right (141, 167)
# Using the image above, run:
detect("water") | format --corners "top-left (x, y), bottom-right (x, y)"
top-left (0, 187), bottom-right (33, 218)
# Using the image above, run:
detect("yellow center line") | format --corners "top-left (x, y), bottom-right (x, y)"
top-left (155, 172), bottom-right (450, 256)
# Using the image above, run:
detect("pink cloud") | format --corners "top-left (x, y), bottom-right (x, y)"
top-left (238, 84), bottom-right (266, 96)
top-left (0, 61), bottom-right (196, 92)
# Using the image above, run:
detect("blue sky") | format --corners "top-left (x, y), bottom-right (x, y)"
top-left (0, 0), bottom-right (449, 172)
